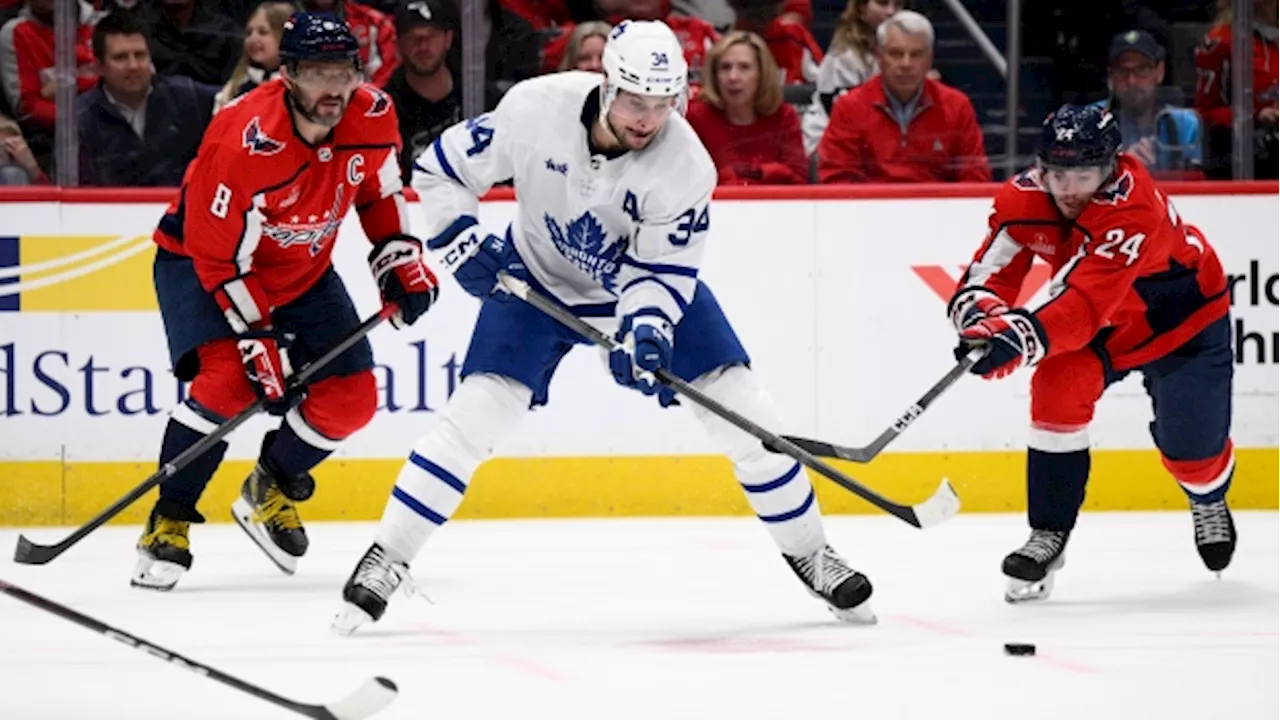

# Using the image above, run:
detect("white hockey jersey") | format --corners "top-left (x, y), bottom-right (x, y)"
top-left (411, 71), bottom-right (718, 326)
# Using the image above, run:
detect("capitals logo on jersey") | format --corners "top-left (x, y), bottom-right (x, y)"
top-left (544, 211), bottom-right (626, 291)
top-left (262, 185), bottom-right (346, 256)
top-left (1093, 170), bottom-right (1135, 206)
top-left (243, 117), bottom-right (286, 156)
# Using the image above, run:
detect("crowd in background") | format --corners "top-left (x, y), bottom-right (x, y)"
top-left (0, 0), bottom-right (1275, 187)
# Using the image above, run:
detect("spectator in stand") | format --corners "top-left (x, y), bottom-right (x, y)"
top-left (448, 0), bottom-right (539, 109)
top-left (0, 0), bottom-right (99, 135)
top-left (0, 111), bottom-right (48, 183)
top-left (817, 11), bottom-right (989, 184)
top-left (214, 0), bottom-right (293, 113)
top-left (499, 0), bottom-right (572, 32)
top-left (801, 0), bottom-right (901, 156)
top-left (542, 1), bottom-right (717, 86)
top-left (687, 31), bottom-right (806, 185)
top-left (665, 0), bottom-right (810, 33)
top-left (728, 0), bottom-right (821, 84)
top-left (1195, 0), bottom-right (1278, 179)
top-left (146, 0), bottom-right (242, 87)
top-left (557, 20), bottom-right (610, 72)
top-left (299, 0), bottom-right (398, 86)
top-left (79, 9), bottom-right (216, 187)
top-left (1094, 30), bottom-right (1203, 177)
top-left (384, 0), bottom-right (460, 184)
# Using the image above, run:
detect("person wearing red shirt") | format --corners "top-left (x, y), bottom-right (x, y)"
top-left (817, 10), bottom-right (989, 183)
top-left (1194, 0), bottom-right (1278, 178)
top-left (134, 15), bottom-right (439, 593)
top-left (950, 105), bottom-right (1235, 603)
top-left (730, 0), bottom-right (823, 84)
top-left (687, 30), bottom-right (806, 184)
top-left (0, 0), bottom-right (98, 134)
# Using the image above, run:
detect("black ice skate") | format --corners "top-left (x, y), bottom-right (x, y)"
top-left (1003, 529), bottom-right (1068, 603)
top-left (230, 434), bottom-right (313, 574)
top-left (1191, 499), bottom-right (1236, 575)
top-left (132, 499), bottom-right (205, 591)
top-left (332, 544), bottom-right (416, 636)
top-left (784, 545), bottom-right (875, 624)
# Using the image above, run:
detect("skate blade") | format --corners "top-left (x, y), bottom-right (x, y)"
top-left (1005, 573), bottom-right (1056, 603)
top-left (130, 554), bottom-right (184, 592)
top-left (231, 498), bottom-right (299, 576)
top-left (830, 602), bottom-right (877, 625)
top-left (331, 602), bottom-right (375, 637)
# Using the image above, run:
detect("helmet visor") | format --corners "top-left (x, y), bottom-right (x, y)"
top-left (1041, 164), bottom-right (1108, 198)
top-left (609, 89), bottom-right (678, 124)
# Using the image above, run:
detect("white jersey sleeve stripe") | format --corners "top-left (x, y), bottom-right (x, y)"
top-left (965, 227), bottom-right (1023, 287)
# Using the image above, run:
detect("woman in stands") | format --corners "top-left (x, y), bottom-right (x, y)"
top-left (556, 20), bottom-right (611, 72)
top-left (686, 30), bottom-right (808, 185)
top-left (801, 0), bottom-right (900, 155)
top-left (214, 0), bottom-right (295, 113)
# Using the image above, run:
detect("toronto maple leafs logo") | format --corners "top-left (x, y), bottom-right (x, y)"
top-left (242, 116), bottom-right (285, 156)
top-left (544, 211), bottom-right (626, 291)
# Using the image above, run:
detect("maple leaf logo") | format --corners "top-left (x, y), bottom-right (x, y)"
top-left (567, 212), bottom-right (607, 255)
top-left (543, 211), bottom-right (625, 291)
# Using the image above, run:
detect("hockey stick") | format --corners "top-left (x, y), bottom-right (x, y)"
top-left (12, 304), bottom-right (399, 565)
top-left (768, 347), bottom-right (986, 463)
top-left (0, 578), bottom-right (398, 719)
top-left (497, 273), bottom-right (960, 529)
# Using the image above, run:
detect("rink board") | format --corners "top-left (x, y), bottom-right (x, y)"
top-left (0, 185), bottom-right (1276, 525)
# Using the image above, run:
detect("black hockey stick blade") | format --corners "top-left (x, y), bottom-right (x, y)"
top-left (497, 273), bottom-right (961, 529)
top-left (13, 304), bottom-right (399, 566)
top-left (0, 579), bottom-right (399, 719)
top-left (768, 346), bottom-right (986, 464)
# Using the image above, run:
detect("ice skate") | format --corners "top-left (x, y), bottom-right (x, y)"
top-left (332, 544), bottom-right (417, 635)
top-left (784, 544), bottom-right (875, 624)
top-left (132, 499), bottom-right (205, 591)
top-left (1191, 499), bottom-right (1236, 575)
top-left (230, 435), bottom-right (313, 574)
top-left (1003, 529), bottom-right (1068, 603)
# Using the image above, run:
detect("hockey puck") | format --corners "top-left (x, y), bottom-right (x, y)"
top-left (1004, 643), bottom-right (1036, 656)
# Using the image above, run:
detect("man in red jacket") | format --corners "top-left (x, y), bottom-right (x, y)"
top-left (0, 0), bottom-right (98, 134)
top-left (816, 10), bottom-right (989, 184)
top-left (301, 0), bottom-right (400, 87)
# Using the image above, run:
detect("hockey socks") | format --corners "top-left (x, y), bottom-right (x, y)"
top-left (158, 400), bottom-right (230, 509)
top-left (1026, 448), bottom-right (1090, 531)
top-left (739, 459), bottom-right (826, 556)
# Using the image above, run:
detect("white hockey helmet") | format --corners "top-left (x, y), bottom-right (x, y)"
top-left (600, 19), bottom-right (689, 117)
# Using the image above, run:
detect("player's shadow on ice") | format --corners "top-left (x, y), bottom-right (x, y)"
top-left (1042, 578), bottom-right (1276, 615)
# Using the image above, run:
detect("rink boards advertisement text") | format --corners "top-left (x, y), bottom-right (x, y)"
top-left (0, 186), bottom-right (1276, 525)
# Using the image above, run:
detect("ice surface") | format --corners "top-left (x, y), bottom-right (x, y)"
top-left (1, 512), bottom-right (1275, 719)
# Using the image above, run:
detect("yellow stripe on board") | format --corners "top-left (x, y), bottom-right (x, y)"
top-left (18, 235), bottom-right (157, 312)
top-left (0, 448), bottom-right (1275, 527)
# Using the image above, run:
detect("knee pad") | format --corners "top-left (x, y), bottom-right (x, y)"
top-left (689, 364), bottom-right (781, 471)
top-left (297, 370), bottom-right (378, 441)
top-left (188, 340), bottom-right (256, 419)
top-left (417, 373), bottom-right (533, 472)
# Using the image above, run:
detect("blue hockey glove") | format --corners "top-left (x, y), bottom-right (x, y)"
top-left (426, 221), bottom-right (525, 300)
top-left (609, 310), bottom-right (674, 397)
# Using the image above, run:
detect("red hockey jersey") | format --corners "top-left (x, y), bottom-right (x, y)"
top-left (1194, 23), bottom-right (1279, 129)
top-left (955, 154), bottom-right (1229, 371)
top-left (154, 78), bottom-right (408, 310)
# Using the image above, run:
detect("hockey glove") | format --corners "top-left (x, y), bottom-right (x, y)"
top-left (947, 286), bottom-right (1009, 333)
top-left (609, 310), bottom-right (674, 398)
top-left (956, 309), bottom-right (1048, 380)
top-left (237, 328), bottom-right (303, 415)
top-left (369, 234), bottom-right (440, 329)
top-left (427, 222), bottom-right (526, 300)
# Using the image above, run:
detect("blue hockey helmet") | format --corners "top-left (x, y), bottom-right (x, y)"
top-left (279, 12), bottom-right (361, 71)
top-left (1036, 104), bottom-right (1122, 169)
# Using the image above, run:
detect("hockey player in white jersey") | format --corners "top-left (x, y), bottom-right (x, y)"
top-left (331, 19), bottom-right (874, 634)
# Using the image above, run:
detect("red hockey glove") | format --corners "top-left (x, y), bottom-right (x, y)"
top-left (956, 309), bottom-right (1048, 380)
top-left (947, 286), bottom-right (1009, 333)
top-left (237, 329), bottom-right (301, 415)
top-left (369, 234), bottom-right (440, 329)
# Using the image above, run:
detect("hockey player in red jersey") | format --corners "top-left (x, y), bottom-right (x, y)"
top-left (948, 104), bottom-right (1236, 603)
top-left (134, 12), bottom-right (440, 591)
